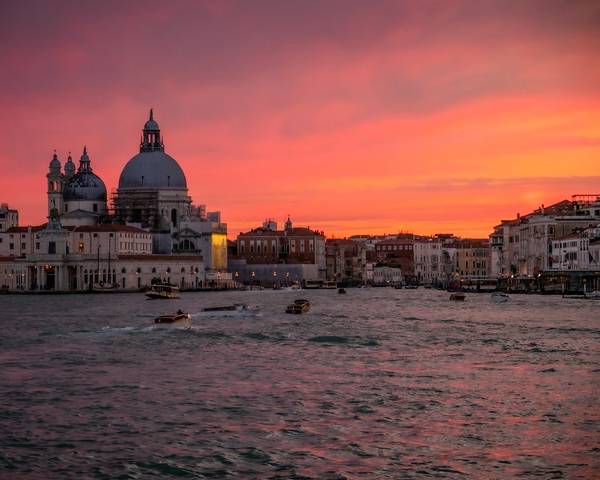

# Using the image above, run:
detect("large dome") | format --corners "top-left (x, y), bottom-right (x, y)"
top-left (63, 171), bottom-right (107, 201)
top-left (118, 151), bottom-right (187, 189)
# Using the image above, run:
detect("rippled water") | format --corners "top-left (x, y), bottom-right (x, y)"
top-left (0, 289), bottom-right (598, 479)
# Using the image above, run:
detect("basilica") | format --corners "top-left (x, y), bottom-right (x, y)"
top-left (0, 111), bottom-right (230, 291)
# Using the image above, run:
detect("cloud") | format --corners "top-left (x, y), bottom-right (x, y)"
top-left (0, 0), bottom-right (599, 239)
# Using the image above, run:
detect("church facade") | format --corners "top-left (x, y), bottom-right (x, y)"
top-left (0, 111), bottom-right (230, 292)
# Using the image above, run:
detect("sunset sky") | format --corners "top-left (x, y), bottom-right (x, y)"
top-left (1, 0), bottom-right (599, 238)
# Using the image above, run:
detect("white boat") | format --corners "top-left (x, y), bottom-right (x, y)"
top-left (585, 290), bottom-right (600, 300)
top-left (145, 284), bottom-right (180, 299)
top-left (201, 303), bottom-right (260, 316)
top-left (491, 292), bottom-right (510, 303)
top-left (154, 311), bottom-right (192, 329)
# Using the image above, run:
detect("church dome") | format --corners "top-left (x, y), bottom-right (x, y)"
top-left (63, 147), bottom-right (107, 202)
top-left (118, 150), bottom-right (187, 189)
top-left (63, 171), bottom-right (107, 201)
top-left (117, 110), bottom-right (188, 190)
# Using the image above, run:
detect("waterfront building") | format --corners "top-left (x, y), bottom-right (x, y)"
top-left (455, 239), bottom-right (490, 279)
top-left (374, 238), bottom-right (415, 281)
top-left (414, 238), bottom-right (442, 285)
top-left (490, 196), bottom-right (600, 276)
top-left (325, 238), bottom-right (368, 285)
top-left (113, 110), bottom-right (228, 273)
top-left (548, 225), bottom-right (600, 271)
top-left (0, 204), bottom-right (19, 232)
top-left (230, 216), bottom-right (326, 285)
top-left (0, 110), bottom-right (233, 292)
top-left (372, 266), bottom-right (402, 286)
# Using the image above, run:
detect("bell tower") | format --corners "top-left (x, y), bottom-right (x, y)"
top-left (47, 151), bottom-right (64, 219)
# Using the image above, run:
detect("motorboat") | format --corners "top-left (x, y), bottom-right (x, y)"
top-left (286, 299), bottom-right (310, 314)
top-left (322, 281), bottom-right (337, 289)
top-left (491, 292), bottom-right (509, 303)
top-left (394, 284), bottom-right (403, 289)
top-left (338, 288), bottom-right (347, 294)
top-left (201, 303), bottom-right (260, 316)
top-left (404, 285), bottom-right (418, 289)
top-left (585, 290), bottom-right (600, 300)
top-left (145, 284), bottom-right (180, 299)
top-left (449, 292), bottom-right (466, 301)
top-left (154, 311), bottom-right (192, 329)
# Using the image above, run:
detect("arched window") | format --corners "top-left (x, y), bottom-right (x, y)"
top-left (171, 209), bottom-right (178, 227)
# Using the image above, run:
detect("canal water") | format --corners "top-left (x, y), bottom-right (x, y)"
top-left (0, 289), bottom-right (598, 479)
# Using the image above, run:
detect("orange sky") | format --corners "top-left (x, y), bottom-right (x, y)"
top-left (1, 1), bottom-right (599, 238)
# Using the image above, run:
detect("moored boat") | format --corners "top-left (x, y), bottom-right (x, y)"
top-left (145, 284), bottom-right (180, 299)
top-left (338, 288), bottom-right (346, 294)
top-left (286, 299), bottom-right (310, 314)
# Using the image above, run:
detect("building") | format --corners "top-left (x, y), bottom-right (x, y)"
top-left (549, 225), bottom-right (600, 271)
top-left (0, 110), bottom-right (234, 292)
top-left (230, 216), bottom-right (326, 286)
top-left (372, 266), bottom-right (402, 286)
top-left (325, 238), bottom-right (368, 285)
top-left (374, 238), bottom-right (415, 281)
top-left (490, 196), bottom-right (600, 277)
top-left (0, 204), bottom-right (19, 232)
top-left (414, 238), bottom-right (442, 285)
top-left (113, 110), bottom-right (228, 273)
top-left (455, 239), bottom-right (490, 279)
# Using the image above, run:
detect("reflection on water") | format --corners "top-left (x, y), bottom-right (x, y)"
top-left (0, 289), bottom-right (598, 478)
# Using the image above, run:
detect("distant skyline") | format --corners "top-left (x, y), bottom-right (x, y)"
top-left (1, 0), bottom-right (598, 238)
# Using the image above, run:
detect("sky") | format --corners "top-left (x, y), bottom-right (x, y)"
top-left (0, 0), bottom-right (599, 238)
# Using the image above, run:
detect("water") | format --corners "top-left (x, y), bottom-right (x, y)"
top-left (0, 289), bottom-right (598, 479)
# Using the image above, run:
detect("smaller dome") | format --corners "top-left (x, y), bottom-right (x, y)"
top-left (144, 108), bottom-right (159, 131)
top-left (64, 155), bottom-right (76, 175)
top-left (63, 171), bottom-right (107, 202)
top-left (144, 119), bottom-right (160, 131)
top-left (49, 152), bottom-right (61, 171)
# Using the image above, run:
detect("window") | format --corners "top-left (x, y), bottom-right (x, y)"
top-left (93, 204), bottom-right (98, 213)
top-left (48, 242), bottom-right (56, 254)
top-left (21, 242), bottom-right (26, 249)
top-left (9, 243), bottom-right (14, 250)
